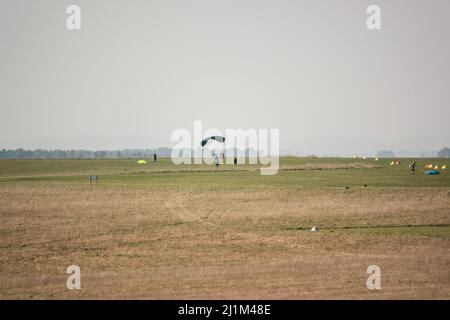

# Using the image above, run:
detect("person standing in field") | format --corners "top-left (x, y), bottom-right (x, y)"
top-left (214, 154), bottom-right (220, 168)
top-left (410, 161), bottom-right (416, 174)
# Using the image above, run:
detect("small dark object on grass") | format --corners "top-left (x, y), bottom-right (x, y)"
top-left (345, 186), bottom-right (350, 189)
top-left (88, 175), bottom-right (99, 184)
top-left (363, 184), bottom-right (367, 187)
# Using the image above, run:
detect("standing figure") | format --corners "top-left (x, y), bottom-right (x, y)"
top-left (409, 161), bottom-right (416, 174)
top-left (214, 154), bottom-right (220, 168)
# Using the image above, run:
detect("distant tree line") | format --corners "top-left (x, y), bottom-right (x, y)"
top-left (3, 147), bottom-right (447, 159)
top-left (0, 148), bottom-right (172, 159)
top-left (0, 147), bottom-right (262, 159)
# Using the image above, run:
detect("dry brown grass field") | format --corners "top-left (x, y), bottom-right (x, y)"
top-left (0, 157), bottom-right (449, 299)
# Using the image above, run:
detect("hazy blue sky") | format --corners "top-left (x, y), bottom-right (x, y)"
top-left (0, 0), bottom-right (449, 155)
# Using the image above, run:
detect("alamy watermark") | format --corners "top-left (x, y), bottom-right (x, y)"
top-left (66, 5), bottom-right (81, 30)
top-left (66, 265), bottom-right (81, 290)
top-left (366, 265), bottom-right (381, 290)
top-left (366, 5), bottom-right (381, 30)
top-left (171, 121), bottom-right (280, 175)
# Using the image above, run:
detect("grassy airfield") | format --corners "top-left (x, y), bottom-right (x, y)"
top-left (0, 157), bottom-right (449, 299)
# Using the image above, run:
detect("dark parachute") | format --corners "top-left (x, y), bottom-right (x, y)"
top-left (200, 136), bottom-right (226, 147)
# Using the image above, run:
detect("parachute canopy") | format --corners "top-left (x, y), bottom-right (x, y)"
top-left (426, 170), bottom-right (440, 175)
top-left (200, 136), bottom-right (226, 147)
top-left (137, 159), bottom-right (147, 164)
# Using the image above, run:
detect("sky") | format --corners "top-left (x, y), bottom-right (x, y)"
top-left (0, 0), bottom-right (449, 156)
